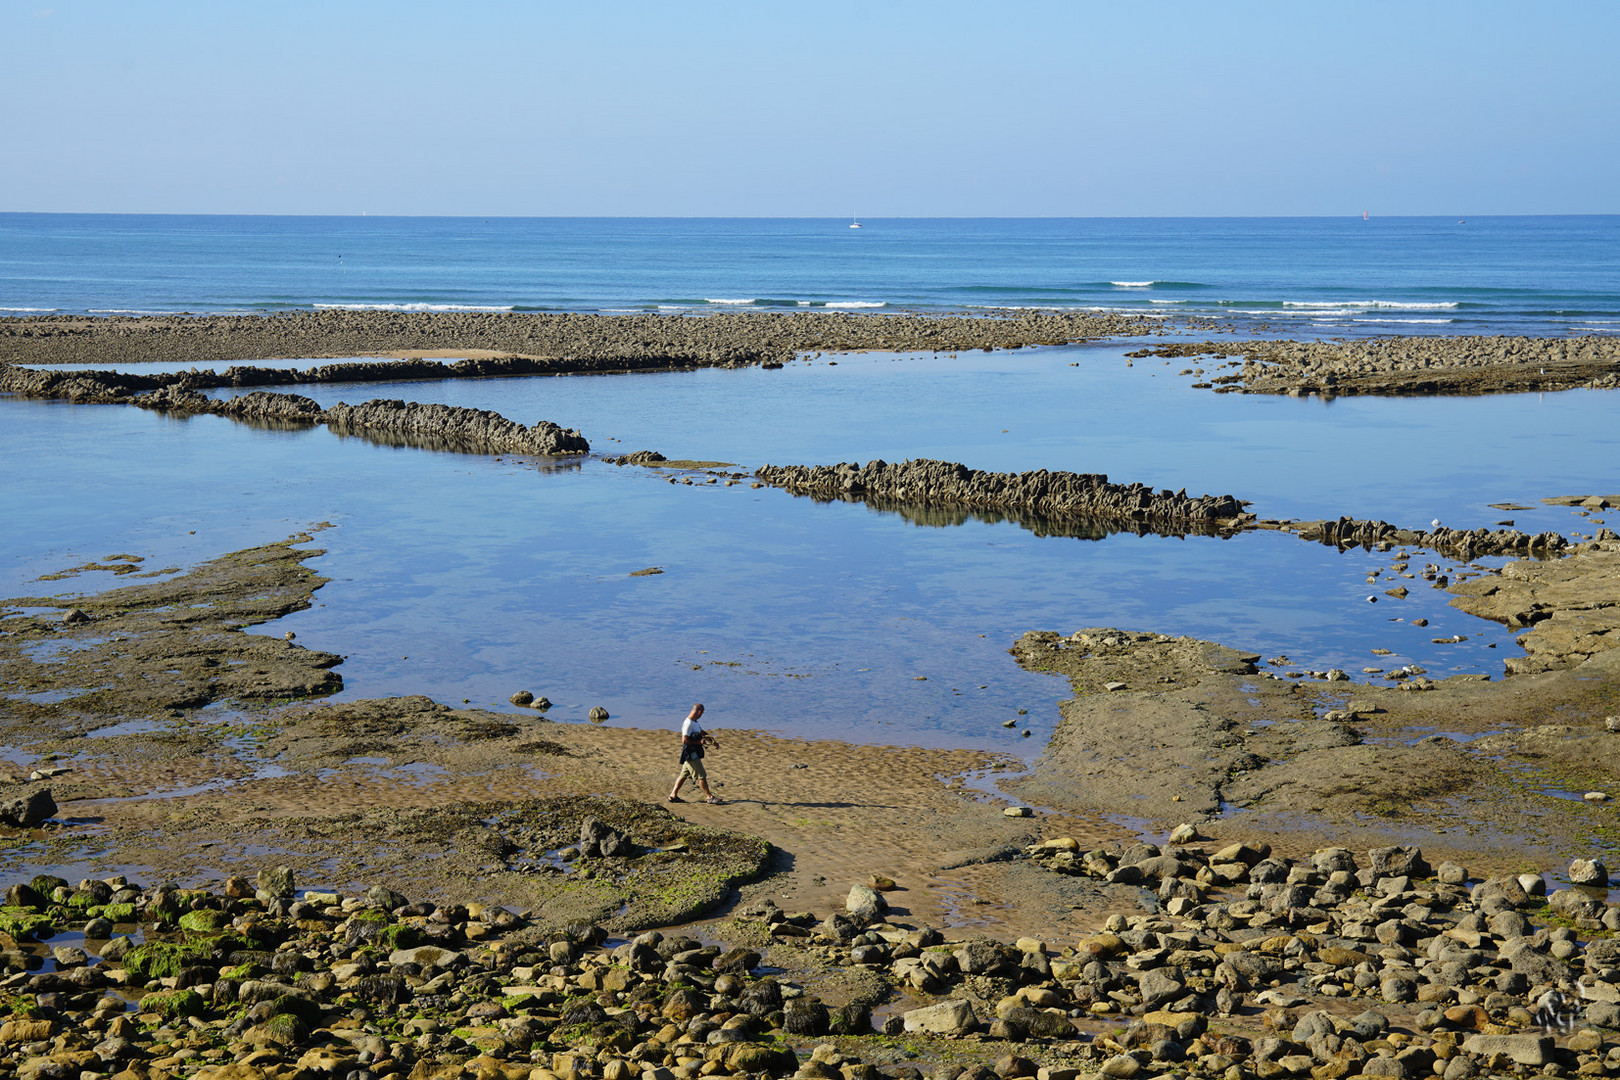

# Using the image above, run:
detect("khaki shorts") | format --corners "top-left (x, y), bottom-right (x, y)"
top-left (680, 756), bottom-right (707, 782)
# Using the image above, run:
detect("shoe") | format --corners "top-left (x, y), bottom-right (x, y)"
top-left (705, 797), bottom-right (725, 804)
top-left (667, 795), bottom-right (683, 803)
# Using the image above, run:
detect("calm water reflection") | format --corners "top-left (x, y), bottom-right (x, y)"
top-left (4, 344), bottom-right (1614, 752)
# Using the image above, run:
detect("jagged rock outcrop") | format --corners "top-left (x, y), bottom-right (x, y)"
top-left (0, 366), bottom-right (589, 456)
top-left (323, 399), bottom-right (588, 455)
top-left (755, 459), bottom-right (1248, 531)
top-left (1284, 515), bottom-right (1570, 560)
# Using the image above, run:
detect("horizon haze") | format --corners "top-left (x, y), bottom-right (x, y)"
top-left (3, 1), bottom-right (1617, 218)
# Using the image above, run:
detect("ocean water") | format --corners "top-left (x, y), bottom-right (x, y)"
top-left (2, 215), bottom-right (1618, 755)
top-left (3, 344), bottom-right (1616, 752)
top-left (3, 213), bottom-right (1619, 338)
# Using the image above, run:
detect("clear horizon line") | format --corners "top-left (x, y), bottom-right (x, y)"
top-left (3, 210), bottom-right (1616, 221)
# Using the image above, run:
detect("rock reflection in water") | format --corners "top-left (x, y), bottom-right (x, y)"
top-left (844, 494), bottom-right (1231, 543)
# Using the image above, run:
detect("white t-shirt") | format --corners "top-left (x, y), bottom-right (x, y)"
top-left (681, 716), bottom-right (705, 741)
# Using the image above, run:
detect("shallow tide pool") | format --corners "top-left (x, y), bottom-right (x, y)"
top-left (4, 343), bottom-right (1615, 753)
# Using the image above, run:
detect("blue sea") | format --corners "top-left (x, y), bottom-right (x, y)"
top-left (3, 213), bottom-right (1619, 338)
top-left (2, 214), bottom-right (1619, 765)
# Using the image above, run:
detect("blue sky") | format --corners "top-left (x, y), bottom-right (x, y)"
top-left (3, 0), bottom-right (1616, 216)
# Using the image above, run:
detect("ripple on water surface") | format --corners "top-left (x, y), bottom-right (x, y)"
top-left (3, 346), bottom-right (1617, 753)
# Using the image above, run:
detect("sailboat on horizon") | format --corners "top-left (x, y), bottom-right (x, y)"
top-left (849, 215), bottom-right (862, 229)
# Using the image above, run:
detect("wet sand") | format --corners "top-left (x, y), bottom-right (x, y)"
top-left (5, 527), bottom-right (1618, 941)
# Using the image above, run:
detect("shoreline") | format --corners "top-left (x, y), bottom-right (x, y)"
top-left (5, 536), bottom-right (1620, 1079)
top-left (5, 531), bottom-right (1618, 920)
top-left (3, 312), bottom-right (1619, 399)
top-left (6, 312), bottom-right (1620, 1077)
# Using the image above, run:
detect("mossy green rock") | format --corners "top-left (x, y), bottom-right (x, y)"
top-left (270, 992), bottom-right (323, 1025)
top-left (123, 941), bottom-right (212, 981)
top-left (100, 902), bottom-right (138, 923)
top-left (141, 988), bottom-right (207, 1019)
top-left (178, 909), bottom-right (232, 935)
top-left (146, 892), bottom-right (184, 925)
top-left (261, 1011), bottom-right (310, 1044)
top-left (377, 923), bottom-right (423, 951)
top-left (0, 906), bottom-right (53, 941)
top-left (28, 875), bottom-right (67, 899)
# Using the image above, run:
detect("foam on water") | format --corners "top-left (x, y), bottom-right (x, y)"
top-left (1283, 300), bottom-right (1461, 310)
top-left (313, 302), bottom-right (516, 312)
top-left (5, 214), bottom-right (1614, 338)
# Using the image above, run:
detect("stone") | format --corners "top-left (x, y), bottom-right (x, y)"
top-left (783, 998), bottom-right (831, 1036)
top-left (1381, 976), bottom-right (1418, 1003)
top-left (1098, 1054), bottom-right (1140, 1078)
top-left (0, 1017), bottom-right (54, 1043)
top-left (0, 788), bottom-right (56, 827)
top-left (1369, 845), bottom-right (1428, 879)
top-left (1459, 1034), bottom-right (1552, 1067)
top-left (1004, 806), bottom-right (1033, 817)
top-left (1586, 1001), bottom-right (1620, 1028)
top-left (846, 883), bottom-right (886, 922)
top-left (1138, 967), bottom-right (1186, 1007)
top-left (579, 816), bottom-right (631, 858)
top-left (509, 690), bottom-right (534, 706)
top-left (387, 945), bottom-right (465, 969)
top-left (1570, 858), bottom-right (1610, 885)
top-left (1314, 848), bottom-right (1358, 874)
top-left (1436, 861), bottom-right (1468, 885)
top-left (1470, 876), bottom-right (1530, 908)
top-left (903, 998), bottom-right (977, 1036)
top-left (588, 706), bottom-right (609, 721)
top-left (1550, 887), bottom-right (1607, 922)
top-left (255, 866), bottom-right (295, 898)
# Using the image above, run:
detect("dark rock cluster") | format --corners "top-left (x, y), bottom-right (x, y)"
top-left (0, 367), bottom-right (589, 457)
top-left (754, 460), bottom-right (1249, 533)
top-left (1280, 517), bottom-right (1571, 561)
top-left (745, 837), bottom-right (1620, 1080)
top-left (5, 817), bottom-right (1620, 1080)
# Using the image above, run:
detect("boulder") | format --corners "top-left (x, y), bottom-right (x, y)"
top-left (846, 883), bottom-right (886, 922)
top-left (1369, 845), bottom-right (1428, 879)
top-left (903, 998), bottom-right (978, 1036)
top-left (1137, 967), bottom-right (1186, 1008)
top-left (255, 866), bottom-right (295, 899)
top-left (1459, 1034), bottom-right (1551, 1067)
top-left (1569, 858), bottom-right (1609, 886)
top-left (1313, 848), bottom-right (1358, 874)
top-left (0, 788), bottom-right (56, 827)
top-left (579, 817), bottom-right (631, 858)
